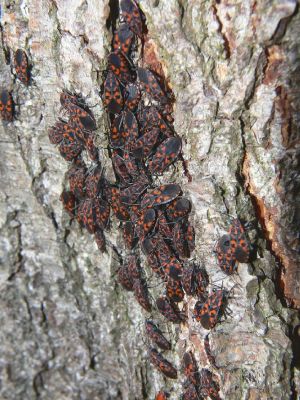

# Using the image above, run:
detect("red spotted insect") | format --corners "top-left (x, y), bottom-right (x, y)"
top-left (120, 0), bottom-right (144, 38)
top-left (161, 256), bottom-right (183, 282)
top-left (193, 289), bottom-right (229, 330)
top-left (141, 184), bottom-right (182, 209)
top-left (145, 320), bottom-right (171, 351)
top-left (85, 165), bottom-right (103, 198)
top-left (67, 163), bottom-right (86, 199)
top-left (127, 255), bottom-right (142, 281)
top-left (156, 296), bottom-right (184, 323)
top-left (149, 348), bottom-right (178, 379)
top-left (113, 23), bottom-right (135, 56)
top-left (0, 89), bottom-right (14, 121)
top-left (131, 127), bottom-right (160, 160)
top-left (166, 277), bottom-right (184, 303)
top-left (228, 219), bottom-right (250, 263)
top-left (137, 68), bottom-right (168, 103)
top-left (138, 105), bottom-right (174, 137)
top-left (181, 384), bottom-right (200, 400)
top-left (60, 190), bottom-right (76, 217)
top-left (120, 175), bottom-right (149, 205)
top-left (93, 199), bottom-right (110, 230)
top-left (166, 197), bottom-right (191, 221)
top-left (59, 140), bottom-right (83, 161)
top-left (135, 208), bottom-right (157, 240)
top-left (117, 263), bottom-right (134, 291)
top-left (215, 234), bottom-right (238, 275)
top-left (77, 198), bottom-right (97, 234)
top-left (181, 264), bottom-right (209, 298)
top-left (102, 71), bottom-right (124, 114)
top-left (148, 137), bottom-right (182, 175)
top-left (108, 50), bottom-right (134, 83)
top-left (199, 368), bottom-right (221, 400)
top-left (94, 229), bottom-right (106, 253)
top-left (133, 278), bottom-right (152, 312)
top-left (183, 351), bottom-right (199, 386)
top-left (14, 49), bottom-right (30, 85)
top-left (173, 220), bottom-right (195, 259)
top-left (109, 186), bottom-right (130, 221)
top-left (124, 83), bottom-right (141, 111)
top-left (122, 221), bottom-right (137, 250)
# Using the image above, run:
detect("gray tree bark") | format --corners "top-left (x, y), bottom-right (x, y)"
top-left (0, 0), bottom-right (299, 399)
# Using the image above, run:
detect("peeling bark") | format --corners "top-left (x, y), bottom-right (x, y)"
top-left (0, 0), bottom-right (299, 399)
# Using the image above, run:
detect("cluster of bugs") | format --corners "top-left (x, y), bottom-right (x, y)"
top-left (0, 49), bottom-right (30, 121)
top-left (48, 91), bottom-right (113, 253)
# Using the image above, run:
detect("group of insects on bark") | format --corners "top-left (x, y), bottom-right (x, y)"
top-left (0, 1), bottom-right (254, 399)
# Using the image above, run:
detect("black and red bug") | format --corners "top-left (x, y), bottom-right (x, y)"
top-left (138, 105), bottom-right (173, 137)
top-left (147, 253), bottom-right (165, 278)
top-left (166, 277), bottom-right (184, 302)
top-left (204, 334), bottom-right (217, 367)
top-left (137, 68), bottom-right (168, 103)
top-left (148, 137), bottom-right (182, 175)
top-left (60, 90), bottom-right (86, 110)
top-left (135, 208), bottom-right (157, 240)
top-left (117, 264), bottom-right (134, 291)
top-left (228, 219), bottom-right (250, 263)
top-left (127, 255), bottom-right (142, 281)
top-left (141, 184), bottom-right (182, 209)
top-left (112, 151), bottom-right (132, 183)
top-left (161, 256), bottom-right (183, 281)
top-left (60, 190), bottom-right (76, 217)
top-left (14, 49), bottom-right (30, 85)
top-left (59, 140), bottom-right (83, 161)
top-left (120, 0), bottom-right (143, 38)
top-left (48, 121), bottom-right (64, 145)
top-left (199, 368), bottom-right (221, 400)
top-left (77, 199), bottom-right (96, 234)
top-left (131, 127), bottom-right (160, 160)
top-left (166, 197), bottom-right (191, 221)
top-left (149, 348), bottom-right (178, 379)
top-left (110, 186), bottom-right (130, 221)
top-left (183, 351), bottom-right (199, 386)
top-left (84, 132), bottom-right (99, 161)
top-left (0, 89), bottom-right (14, 121)
top-left (133, 278), bottom-right (152, 312)
top-left (102, 71), bottom-right (124, 114)
top-left (145, 320), bottom-right (171, 351)
top-left (193, 289), bottom-right (228, 330)
top-left (67, 162), bottom-right (86, 198)
top-left (156, 296), bottom-right (184, 323)
top-left (93, 199), bottom-right (110, 230)
top-left (110, 114), bottom-right (127, 148)
top-left (122, 110), bottom-right (139, 146)
top-left (155, 391), bottom-right (170, 400)
top-left (122, 221), bottom-right (137, 250)
top-left (113, 23), bottom-right (135, 56)
top-left (120, 175), bottom-right (149, 205)
top-left (181, 264), bottom-right (208, 297)
top-left (108, 51), bottom-right (134, 83)
top-left (124, 83), bottom-right (141, 111)
top-left (85, 165), bottom-right (104, 198)
top-left (173, 220), bottom-right (195, 259)
top-left (215, 234), bottom-right (237, 275)
top-left (94, 229), bottom-right (106, 253)
top-left (157, 210), bottom-right (174, 240)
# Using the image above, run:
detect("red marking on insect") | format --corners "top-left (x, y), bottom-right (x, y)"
top-left (94, 229), bottom-right (106, 253)
top-left (141, 184), bottom-right (182, 209)
top-left (155, 391), bottom-right (170, 400)
top-left (124, 83), bottom-right (141, 111)
top-left (67, 162), bottom-right (86, 198)
top-left (102, 71), bottom-right (124, 114)
top-left (199, 368), bottom-right (221, 400)
top-left (138, 105), bottom-right (173, 137)
top-left (183, 351), bottom-right (199, 386)
top-left (173, 220), bottom-right (195, 259)
top-left (215, 234), bottom-right (237, 275)
top-left (229, 219), bottom-right (250, 263)
top-left (149, 348), bottom-right (178, 379)
top-left (60, 190), bottom-right (76, 217)
top-left (166, 197), bottom-right (191, 221)
top-left (161, 256), bottom-right (183, 281)
top-left (85, 165), bottom-right (103, 198)
top-left (59, 140), bottom-right (83, 161)
top-left (117, 264), bottom-right (134, 291)
top-left (193, 289), bottom-right (228, 330)
top-left (126, 255), bottom-right (142, 281)
top-left (181, 383), bottom-right (200, 400)
top-left (122, 221), bottom-right (137, 250)
top-left (137, 68), bottom-right (168, 103)
top-left (133, 278), bottom-right (152, 312)
top-left (48, 121), bottom-right (64, 145)
top-left (123, 110), bottom-right (139, 146)
top-left (156, 210), bottom-right (174, 239)
top-left (84, 132), bottom-right (99, 161)
top-left (135, 208), bottom-right (157, 240)
top-left (148, 137), bottom-right (182, 175)
top-left (113, 23), bottom-right (135, 56)
top-left (120, 0), bottom-right (143, 38)
top-left (0, 90), bottom-right (14, 121)
top-left (77, 199), bottom-right (96, 234)
top-left (156, 296), bottom-right (185, 323)
top-left (131, 127), bottom-right (160, 160)
top-left (14, 49), bottom-right (30, 85)
top-left (166, 277), bottom-right (184, 302)
top-left (93, 199), bottom-right (110, 230)
top-left (112, 151), bottom-right (131, 183)
top-left (146, 253), bottom-right (165, 278)
top-left (108, 51), bottom-right (134, 83)
top-left (145, 320), bottom-right (171, 351)
top-left (110, 186), bottom-right (130, 221)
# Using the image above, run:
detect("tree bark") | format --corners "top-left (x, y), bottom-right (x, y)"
top-left (0, 0), bottom-right (299, 399)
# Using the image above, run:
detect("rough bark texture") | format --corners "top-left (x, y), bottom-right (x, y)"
top-left (0, 0), bottom-right (299, 399)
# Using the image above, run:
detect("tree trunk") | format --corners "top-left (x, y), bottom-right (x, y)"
top-left (0, 0), bottom-right (299, 399)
